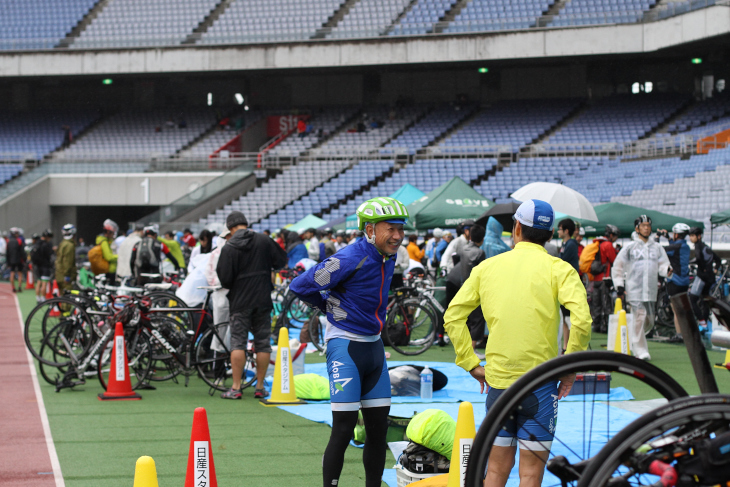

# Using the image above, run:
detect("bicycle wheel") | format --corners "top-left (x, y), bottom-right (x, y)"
top-left (195, 324), bottom-right (256, 392)
top-left (144, 315), bottom-right (186, 382)
top-left (24, 297), bottom-right (95, 366)
top-left (307, 313), bottom-right (327, 353)
top-left (577, 394), bottom-right (730, 487)
top-left (385, 298), bottom-right (436, 355)
top-left (654, 288), bottom-right (675, 336)
top-left (97, 327), bottom-right (153, 391)
top-left (465, 351), bottom-right (689, 487)
top-left (146, 291), bottom-right (194, 331)
top-left (276, 293), bottom-right (315, 333)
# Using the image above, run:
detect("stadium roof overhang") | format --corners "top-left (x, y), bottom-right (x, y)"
top-left (0, 4), bottom-right (728, 78)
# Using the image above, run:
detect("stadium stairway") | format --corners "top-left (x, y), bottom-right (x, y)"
top-left (312, 0), bottom-right (360, 39)
top-left (183, 0), bottom-right (234, 45)
top-left (434, 0), bottom-right (472, 33)
top-left (383, 0), bottom-right (420, 35)
top-left (428, 106), bottom-right (482, 147)
top-left (57, 0), bottom-right (110, 48)
top-left (537, 0), bottom-right (571, 27)
top-left (526, 100), bottom-right (588, 149)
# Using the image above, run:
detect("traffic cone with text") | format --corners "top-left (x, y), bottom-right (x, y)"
top-left (45, 279), bottom-right (54, 299)
top-left (133, 456), bottom-right (158, 487)
top-left (260, 327), bottom-right (306, 405)
top-left (614, 297), bottom-right (623, 314)
top-left (613, 309), bottom-right (631, 355)
top-left (26, 263), bottom-right (34, 289)
top-left (184, 407), bottom-right (217, 487)
top-left (98, 322), bottom-right (142, 400)
top-left (446, 401), bottom-right (477, 487)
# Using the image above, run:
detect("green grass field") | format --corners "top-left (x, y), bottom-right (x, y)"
top-left (17, 291), bottom-right (730, 486)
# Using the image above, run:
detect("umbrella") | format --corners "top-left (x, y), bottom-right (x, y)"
top-left (511, 182), bottom-right (598, 221)
top-left (476, 201), bottom-right (522, 231)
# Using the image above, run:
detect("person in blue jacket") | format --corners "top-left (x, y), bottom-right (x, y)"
top-left (282, 228), bottom-right (308, 268)
top-left (289, 196), bottom-right (408, 487)
top-left (480, 216), bottom-right (511, 259)
top-left (660, 222), bottom-right (691, 342)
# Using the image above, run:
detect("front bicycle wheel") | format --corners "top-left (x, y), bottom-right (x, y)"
top-left (25, 297), bottom-right (95, 366)
top-left (195, 325), bottom-right (256, 392)
top-left (465, 351), bottom-right (689, 487)
top-left (307, 313), bottom-right (326, 352)
top-left (385, 298), bottom-right (436, 355)
top-left (97, 327), bottom-right (153, 391)
top-left (577, 394), bottom-right (730, 487)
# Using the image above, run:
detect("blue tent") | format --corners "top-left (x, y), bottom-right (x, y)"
top-left (344, 184), bottom-right (426, 230)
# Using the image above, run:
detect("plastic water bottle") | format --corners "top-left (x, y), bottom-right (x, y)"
top-left (420, 366), bottom-right (433, 399)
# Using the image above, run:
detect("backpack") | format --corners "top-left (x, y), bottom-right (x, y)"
top-left (87, 244), bottom-right (109, 275)
top-left (134, 238), bottom-right (159, 272)
top-left (579, 240), bottom-right (605, 277)
top-left (399, 442), bottom-right (450, 474)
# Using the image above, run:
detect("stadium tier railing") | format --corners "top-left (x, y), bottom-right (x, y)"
top-left (0, 0), bottom-right (723, 52)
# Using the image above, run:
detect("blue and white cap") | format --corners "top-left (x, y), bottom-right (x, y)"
top-left (514, 199), bottom-right (554, 231)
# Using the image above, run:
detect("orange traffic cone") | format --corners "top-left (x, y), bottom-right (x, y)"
top-left (45, 280), bottom-right (54, 299)
top-left (98, 322), bottom-right (142, 401)
top-left (26, 263), bottom-right (34, 289)
top-left (184, 408), bottom-right (217, 487)
top-left (52, 279), bottom-right (59, 297)
top-left (48, 303), bottom-right (60, 318)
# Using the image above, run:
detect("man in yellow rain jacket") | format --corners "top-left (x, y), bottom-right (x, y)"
top-left (443, 199), bottom-right (591, 487)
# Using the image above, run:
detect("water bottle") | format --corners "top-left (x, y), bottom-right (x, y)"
top-left (420, 366), bottom-right (433, 399)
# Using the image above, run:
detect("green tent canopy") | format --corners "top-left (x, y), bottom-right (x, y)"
top-left (289, 214), bottom-right (328, 232)
top-left (406, 177), bottom-right (495, 230)
top-left (560, 202), bottom-right (704, 238)
top-left (344, 183), bottom-right (427, 231)
top-left (711, 208), bottom-right (730, 226)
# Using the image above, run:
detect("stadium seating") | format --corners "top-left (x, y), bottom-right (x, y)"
top-left (383, 105), bottom-right (477, 154)
top-left (178, 112), bottom-right (264, 158)
top-left (389, 0), bottom-right (457, 35)
top-left (0, 0), bottom-right (96, 50)
top-left (552, 0), bottom-right (657, 27)
top-left (445, 0), bottom-right (553, 33)
top-left (201, 159), bottom-right (351, 229)
top-left (439, 99), bottom-right (579, 153)
top-left (319, 106), bottom-right (427, 151)
top-left (202, 0), bottom-right (344, 44)
top-left (268, 107), bottom-right (359, 157)
top-left (254, 159), bottom-right (393, 230)
top-left (546, 95), bottom-right (688, 150)
top-left (321, 158), bottom-right (497, 221)
top-left (74, 0), bottom-right (219, 49)
top-left (330, 0), bottom-right (412, 38)
top-left (665, 95), bottom-right (730, 134)
top-left (0, 110), bottom-right (99, 160)
top-left (55, 109), bottom-right (219, 159)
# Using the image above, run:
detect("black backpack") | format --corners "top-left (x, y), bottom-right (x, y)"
top-left (135, 238), bottom-right (159, 272)
top-left (399, 441), bottom-right (450, 474)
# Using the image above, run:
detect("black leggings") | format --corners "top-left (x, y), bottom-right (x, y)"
top-left (323, 406), bottom-right (390, 487)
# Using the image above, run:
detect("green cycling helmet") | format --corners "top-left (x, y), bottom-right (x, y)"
top-left (356, 196), bottom-right (409, 231)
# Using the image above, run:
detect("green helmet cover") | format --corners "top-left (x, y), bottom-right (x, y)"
top-left (356, 196), bottom-right (409, 231)
top-left (405, 409), bottom-right (456, 460)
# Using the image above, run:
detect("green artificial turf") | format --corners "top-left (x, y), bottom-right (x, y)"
top-left (16, 290), bottom-right (730, 486)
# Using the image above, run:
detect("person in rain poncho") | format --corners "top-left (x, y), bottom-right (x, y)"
top-left (480, 217), bottom-right (511, 259)
top-left (611, 215), bottom-right (670, 361)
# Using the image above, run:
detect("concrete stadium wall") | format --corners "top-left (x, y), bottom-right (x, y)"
top-left (0, 172), bottom-right (223, 238)
top-left (0, 6), bottom-right (728, 77)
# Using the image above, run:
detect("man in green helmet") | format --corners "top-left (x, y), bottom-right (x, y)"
top-left (290, 196), bottom-right (408, 487)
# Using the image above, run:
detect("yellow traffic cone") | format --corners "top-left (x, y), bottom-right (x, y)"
top-left (446, 402), bottom-right (477, 487)
top-left (715, 349), bottom-right (730, 369)
top-left (613, 309), bottom-right (631, 355)
top-left (614, 297), bottom-right (623, 314)
top-left (260, 327), bottom-right (306, 406)
top-left (133, 456), bottom-right (159, 487)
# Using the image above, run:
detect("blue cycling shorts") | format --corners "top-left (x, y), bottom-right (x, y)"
top-left (485, 381), bottom-right (559, 451)
top-left (325, 338), bottom-right (391, 411)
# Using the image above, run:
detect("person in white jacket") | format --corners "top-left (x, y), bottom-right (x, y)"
top-left (611, 215), bottom-right (670, 360)
top-left (205, 228), bottom-right (232, 351)
top-left (440, 220), bottom-right (473, 273)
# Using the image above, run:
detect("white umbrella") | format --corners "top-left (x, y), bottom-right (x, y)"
top-left (511, 182), bottom-right (598, 221)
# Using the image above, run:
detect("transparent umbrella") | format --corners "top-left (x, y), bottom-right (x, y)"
top-left (511, 182), bottom-right (598, 221)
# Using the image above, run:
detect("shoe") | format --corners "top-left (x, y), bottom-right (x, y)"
top-left (254, 388), bottom-right (269, 399)
top-left (11, 288), bottom-right (17, 293)
top-left (437, 335), bottom-right (447, 347)
top-left (637, 354), bottom-right (651, 361)
top-left (668, 334), bottom-right (684, 343)
top-left (220, 388), bottom-right (242, 399)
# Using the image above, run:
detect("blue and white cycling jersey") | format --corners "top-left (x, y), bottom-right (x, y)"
top-left (289, 238), bottom-right (395, 337)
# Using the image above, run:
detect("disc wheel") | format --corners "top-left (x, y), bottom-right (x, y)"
top-left (195, 324), bottom-right (256, 392)
top-left (465, 351), bottom-right (689, 487)
top-left (577, 394), bottom-right (730, 487)
top-left (385, 298), bottom-right (436, 355)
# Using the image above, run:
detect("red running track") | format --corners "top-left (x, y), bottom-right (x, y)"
top-left (0, 284), bottom-right (62, 486)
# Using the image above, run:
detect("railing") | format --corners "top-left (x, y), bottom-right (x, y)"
top-left (0, 0), bottom-right (724, 52)
top-left (0, 153), bottom-right (36, 162)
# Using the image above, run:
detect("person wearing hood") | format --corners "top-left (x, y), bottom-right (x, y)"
top-left (96, 219), bottom-right (119, 284)
top-left (481, 217), bottom-right (511, 259)
top-left (282, 228), bottom-right (308, 268)
top-left (216, 211), bottom-right (287, 400)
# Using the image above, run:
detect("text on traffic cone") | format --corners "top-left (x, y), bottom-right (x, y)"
top-left (98, 322), bottom-right (142, 401)
top-left (447, 402), bottom-right (477, 487)
top-left (185, 407), bottom-right (217, 487)
top-left (260, 327), bottom-right (305, 405)
top-left (133, 456), bottom-right (159, 487)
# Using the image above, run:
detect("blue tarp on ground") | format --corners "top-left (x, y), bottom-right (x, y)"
top-left (278, 361), bottom-right (639, 487)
